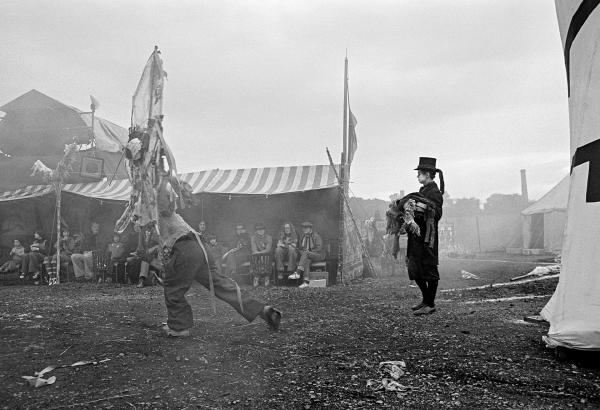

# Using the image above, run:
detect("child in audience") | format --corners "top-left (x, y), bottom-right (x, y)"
top-left (0, 239), bottom-right (25, 273)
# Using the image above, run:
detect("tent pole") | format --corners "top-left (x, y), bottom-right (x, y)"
top-left (338, 153), bottom-right (345, 285)
top-left (327, 148), bottom-right (376, 279)
top-left (91, 107), bottom-right (96, 156)
top-left (55, 183), bottom-right (61, 284)
top-left (343, 54), bottom-right (348, 165)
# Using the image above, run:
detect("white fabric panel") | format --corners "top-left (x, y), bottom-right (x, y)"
top-left (542, 1), bottom-right (600, 350)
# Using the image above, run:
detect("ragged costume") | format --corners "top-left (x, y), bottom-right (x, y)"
top-left (116, 47), bottom-right (280, 335)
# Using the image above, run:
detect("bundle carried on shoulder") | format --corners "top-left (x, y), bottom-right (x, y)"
top-left (386, 192), bottom-right (438, 249)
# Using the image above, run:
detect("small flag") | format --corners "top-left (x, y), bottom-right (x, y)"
top-left (89, 95), bottom-right (100, 111)
top-left (348, 109), bottom-right (358, 163)
top-left (131, 47), bottom-right (167, 131)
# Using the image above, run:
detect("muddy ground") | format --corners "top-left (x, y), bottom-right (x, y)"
top-left (1, 257), bottom-right (599, 409)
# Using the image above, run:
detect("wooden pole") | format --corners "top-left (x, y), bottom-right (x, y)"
top-left (55, 183), bottom-right (61, 284)
top-left (339, 55), bottom-right (349, 284)
top-left (342, 55), bottom-right (349, 165)
top-left (327, 148), bottom-right (376, 279)
top-left (90, 107), bottom-right (96, 155)
top-left (338, 152), bottom-right (345, 285)
top-left (476, 216), bottom-right (482, 253)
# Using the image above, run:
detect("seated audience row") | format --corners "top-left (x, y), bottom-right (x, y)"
top-left (4, 218), bottom-right (326, 289)
top-left (203, 221), bottom-right (325, 289)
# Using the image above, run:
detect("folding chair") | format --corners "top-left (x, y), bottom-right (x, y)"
top-left (250, 254), bottom-right (273, 286)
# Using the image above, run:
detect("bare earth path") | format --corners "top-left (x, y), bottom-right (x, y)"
top-left (1, 265), bottom-right (599, 409)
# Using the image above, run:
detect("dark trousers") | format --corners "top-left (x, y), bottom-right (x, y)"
top-left (225, 249), bottom-right (250, 275)
top-left (21, 252), bottom-right (45, 274)
top-left (297, 251), bottom-right (324, 280)
top-left (164, 238), bottom-right (265, 331)
top-left (274, 246), bottom-right (298, 272)
top-left (415, 279), bottom-right (439, 307)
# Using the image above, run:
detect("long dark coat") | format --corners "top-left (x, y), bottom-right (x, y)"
top-left (406, 181), bottom-right (443, 281)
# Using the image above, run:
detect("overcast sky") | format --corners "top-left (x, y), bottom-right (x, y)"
top-left (1, 0), bottom-right (569, 202)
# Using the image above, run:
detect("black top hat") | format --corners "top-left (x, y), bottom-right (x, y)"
top-left (415, 157), bottom-right (437, 171)
top-left (301, 221), bottom-right (313, 228)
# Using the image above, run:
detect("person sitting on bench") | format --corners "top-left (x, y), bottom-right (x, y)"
top-left (0, 239), bottom-right (25, 273)
top-left (207, 235), bottom-right (225, 274)
top-left (288, 221), bottom-right (325, 288)
top-left (274, 222), bottom-right (298, 281)
top-left (250, 222), bottom-right (273, 287)
top-left (71, 222), bottom-right (102, 281)
top-left (197, 220), bottom-right (211, 244)
top-left (20, 231), bottom-right (48, 284)
top-left (224, 223), bottom-right (251, 276)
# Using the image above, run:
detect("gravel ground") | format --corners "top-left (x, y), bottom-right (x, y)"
top-left (1, 259), bottom-right (598, 409)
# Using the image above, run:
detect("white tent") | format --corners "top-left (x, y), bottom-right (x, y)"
top-left (542, 1), bottom-right (600, 351)
top-left (521, 176), bottom-right (568, 252)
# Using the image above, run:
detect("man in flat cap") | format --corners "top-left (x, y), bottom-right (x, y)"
top-left (288, 221), bottom-right (325, 288)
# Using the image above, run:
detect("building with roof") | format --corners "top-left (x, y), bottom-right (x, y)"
top-left (0, 89), bottom-right (128, 190)
top-left (521, 176), bottom-right (568, 253)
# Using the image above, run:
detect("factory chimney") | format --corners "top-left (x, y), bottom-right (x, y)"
top-left (520, 169), bottom-right (529, 205)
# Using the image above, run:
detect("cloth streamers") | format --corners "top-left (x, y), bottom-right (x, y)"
top-left (116, 47), bottom-right (179, 236)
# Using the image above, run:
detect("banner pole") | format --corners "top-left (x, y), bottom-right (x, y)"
top-left (327, 148), bottom-right (376, 279)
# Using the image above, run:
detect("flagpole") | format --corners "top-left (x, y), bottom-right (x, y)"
top-left (339, 54), bottom-right (349, 284)
top-left (342, 54), bottom-right (349, 166)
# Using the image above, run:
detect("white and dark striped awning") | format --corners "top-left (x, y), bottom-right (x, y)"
top-left (0, 184), bottom-right (54, 202)
top-left (0, 164), bottom-right (340, 202)
top-left (179, 165), bottom-right (338, 195)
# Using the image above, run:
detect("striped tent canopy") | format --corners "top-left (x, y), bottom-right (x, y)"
top-left (0, 164), bottom-right (340, 202)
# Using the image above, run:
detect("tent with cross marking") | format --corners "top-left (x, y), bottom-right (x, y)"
top-left (541, 1), bottom-right (600, 351)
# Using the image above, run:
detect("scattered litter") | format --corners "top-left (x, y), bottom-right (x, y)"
top-left (506, 319), bottom-right (538, 325)
top-left (464, 294), bottom-right (552, 304)
top-left (523, 315), bottom-right (548, 325)
top-left (379, 361), bottom-right (406, 380)
top-left (367, 360), bottom-right (409, 394)
top-left (35, 365), bottom-right (56, 377)
top-left (542, 335), bottom-right (558, 348)
top-left (510, 265), bottom-right (560, 282)
top-left (442, 273), bottom-right (559, 293)
top-left (21, 375), bottom-right (56, 388)
top-left (461, 270), bottom-right (479, 280)
top-left (22, 358), bottom-right (111, 388)
top-left (367, 378), bottom-right (407, 392)
top-left (58, 345), bottom-right (72, 357)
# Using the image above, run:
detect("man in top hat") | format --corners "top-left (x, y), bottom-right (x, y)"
top-left (404, 157), bottom-right (444, 315)
top-left (288, 221), bottom-right (325, 288)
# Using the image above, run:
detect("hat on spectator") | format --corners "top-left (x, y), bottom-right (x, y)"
top-left (254, 223), bottom-right (266, 230)
top-left (301, 221), bottom-right (313, 228)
